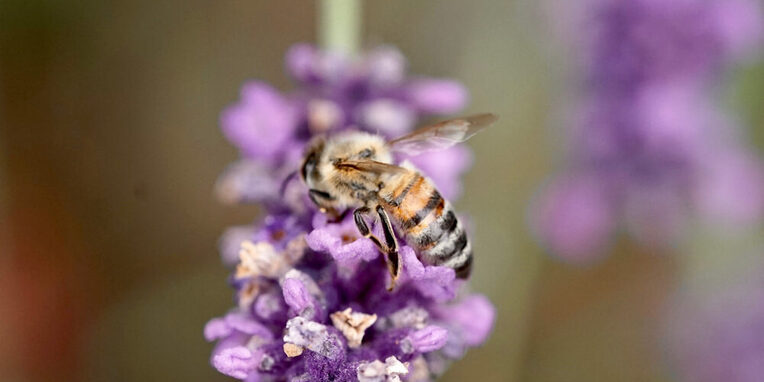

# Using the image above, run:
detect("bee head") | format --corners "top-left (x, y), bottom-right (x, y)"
top-left (301, 131), bottom-right (393, 212)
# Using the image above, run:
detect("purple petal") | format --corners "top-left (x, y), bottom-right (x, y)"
top-left (215, 160), bottom-right (281, 205)
top-left (405, 325), bottom-right (449, 353)
top-left (713, 0), bottom-right (764, 59)
top-left (220, 81), bottom-right (298, 161)
top-left (286, 43), bottom-right (319, 83)
top-left (225, 311), bottom-right (273, 339)
top-left (696, 149), bottom-right (764, 225)
top-left (219, 225), bottom-right (256, 266)
top-left (437, 295), bottom-right (495, 347)
top-left (213, 346), bottom-right (257, 380)
top-left (405, 78), bottom-right (468, 114)
top-left (358, 99), bottom-right (415, 137)
top-left (633, 82), bottom-right (708, 159)
top-left (282, 277), bottom-right (316, 318)
top-left (530, 174), bottom-right (614, 262)
top-left (400, 246), bottom-right (456, 302)
top-left (306, 216), bottom-right (379, 266)
top-left (204, 316), bottom-right (233, 341)
top-left (364, 45), bottom-right (407, 87)
top-left (254, 290), bottom-right (288, 323)
top-left (282, 270), bottom-right (326, 320)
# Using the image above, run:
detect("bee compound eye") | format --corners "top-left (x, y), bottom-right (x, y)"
top-left (301, 152), bottom-right (317, 180)
top-left (358, 148), bottom-right (373, 159)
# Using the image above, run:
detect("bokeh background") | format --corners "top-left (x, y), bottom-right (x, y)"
top-left (1, 1), bottom-right (763, 381)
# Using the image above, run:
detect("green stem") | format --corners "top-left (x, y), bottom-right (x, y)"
top-left (319, 0), bottom-right (361, 54)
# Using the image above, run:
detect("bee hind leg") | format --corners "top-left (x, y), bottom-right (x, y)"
top-left (353, 206), bottom-right (400, 291)
top-left (376, 206), bottom-right (400, 291)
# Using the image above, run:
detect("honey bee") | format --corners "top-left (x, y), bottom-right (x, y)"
top-left (300, 114), bottom-right (497, 290)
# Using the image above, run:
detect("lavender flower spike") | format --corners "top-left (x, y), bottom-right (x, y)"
top-left (206, 43), bottom-right (495, 381)
top-left (667, 262), bottom-right (764, 382)
top-left (533, 0), bottom-right (764, 261)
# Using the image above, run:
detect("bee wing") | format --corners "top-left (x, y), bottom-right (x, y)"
top-left (388, 113), bottom-right (498, 156)
top-left (335, 160), bottom-right (409, 175)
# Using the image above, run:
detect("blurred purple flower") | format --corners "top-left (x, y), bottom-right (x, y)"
top-left (695, 148), bottom-right (764, 226)
top-left (530, 173), bottom-right (614, 263)
top-left (221, 82), bottom-right (299, 163)
top-left (219, 225), bottom-right (257, 266)
top-left (208, 43), bottom-right (494, 381)
top-left (405, 79), bottom-right (469, 114)
top-left (667, 265), bottom-right (764, 382)
top-left (533, 0), bottom-right (764, 261)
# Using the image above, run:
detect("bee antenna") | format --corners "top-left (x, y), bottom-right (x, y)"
top-left (279, 170), bottom-right (299, 195)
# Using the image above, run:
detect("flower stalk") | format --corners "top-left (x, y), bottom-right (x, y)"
top-left (319, 0), bottom-right (361, 54)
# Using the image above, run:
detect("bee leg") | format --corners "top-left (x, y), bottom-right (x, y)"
top-left (375, 206), bottom-right (400, 292)
top-left (308, 189), bottom-right (334, 205)
top-left (309, 189), bottom-right (345, 222)
top-left (353, 207), bottom-right (398, 291)
top-left (354, 207), bottom-right (382, 245)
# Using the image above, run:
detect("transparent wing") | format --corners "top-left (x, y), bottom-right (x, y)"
top-left (388, 113), bottom-right (498, 155)
top-left (335, 160), bottom-right (409, 175)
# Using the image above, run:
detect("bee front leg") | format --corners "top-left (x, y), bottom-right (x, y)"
top-left (309, 189), bottom-right (345, 221)
top-left (353, 206), bottom-right (400, 291)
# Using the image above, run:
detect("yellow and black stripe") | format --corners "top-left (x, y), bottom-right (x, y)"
top-left (383, 173), bottom-right (472, 279)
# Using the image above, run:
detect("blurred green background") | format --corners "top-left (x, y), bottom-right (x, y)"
top-left (1, 1), bottom-right (762, 381)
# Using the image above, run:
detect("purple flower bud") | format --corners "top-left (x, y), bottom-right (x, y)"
top-left (286, 43), bottom-right (319, 83)
top-left (406, 78), bottom-right (468, 114)
top-left (364, 45), bottom-right (407, 87)
top-left (403, 325), bottom-right (449, 353)
top-left (212, 346), bottom-right (257, 379)
top-left (667, 268), bottom-right (764, 382)
top-left (253, 290), bottom-right (287, 323)
top-left (225, 311), bottom-right (274, 339)
top-left (219, 225), bottom-right (256, 267)
top-left (713, 0), bottom-right (764, 59)
top-left (204, 317), bottom-right (232, 341)
top-left (215, 160), bottom-right (281, 205)
top-left (220, 82), bottom-right (297, 162)
top-left (305, 214), bottom-right (379, 266)
top-left (696, 149), bottom-right (764, 226)
top-left (282, 277), bottom-right (315, 318)
top-left (358, 99), bottom-right (415, 137)
top-left (531, 174), bottom-right (614, 262)
top-left (400, 246), bottom-right (456, 302)
top-left (435, 295), bottom-right (496, 347)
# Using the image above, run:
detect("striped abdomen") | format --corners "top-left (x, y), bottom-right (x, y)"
top-left (381, 173), bottom-right (472, 279)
